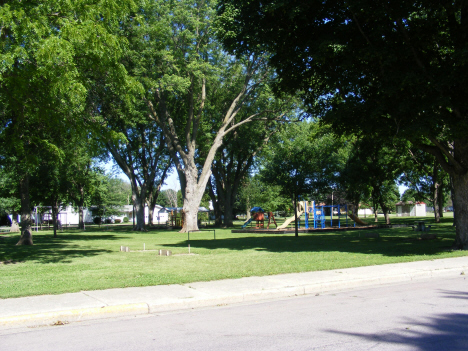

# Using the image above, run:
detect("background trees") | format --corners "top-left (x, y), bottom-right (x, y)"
top-left (399, 147), bottom-right (450, 223)
top-left (340, 138), bottom-right (402, 224)
top-left (237, 175), bottom-right (290, 219)
top-left (105, 120), bottom-right (171, 231)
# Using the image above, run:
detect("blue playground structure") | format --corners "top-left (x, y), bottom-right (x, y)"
top-left (303, 201), bottom-right (351, 229)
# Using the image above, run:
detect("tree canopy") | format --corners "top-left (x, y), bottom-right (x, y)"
top-left (218, 1), bottom-right (468, 248)
top-left (0, 0), bottom-right (138, 241)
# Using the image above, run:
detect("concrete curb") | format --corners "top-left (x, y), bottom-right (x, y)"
top-left (1, 258), bottom-right (467, 329)
top-left (0, 303), bottom-right (149, 329)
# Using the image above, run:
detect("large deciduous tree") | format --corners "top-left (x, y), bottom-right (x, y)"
top-left (0, 0), bottom-right (137, 243)
top-left (206, 95), bottom-right (289, 227)
top-left (122, 0), bottom-right (290, 232)
top-left (218, 1), bottom-right (468, 248)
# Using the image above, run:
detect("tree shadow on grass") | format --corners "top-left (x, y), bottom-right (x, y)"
top-left (0, 232), bottom-right (123, 264)
top-left (324, 290), bottom-right (468, 351)
top-left (163, 228), bottom-right (458, 257)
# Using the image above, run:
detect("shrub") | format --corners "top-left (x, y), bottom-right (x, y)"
top-left (93, 217), bottom-right (102, 225)
top-left (123, 216), bottom-right (129, 223)
top-left (114, 219), bottom-right (121, 223)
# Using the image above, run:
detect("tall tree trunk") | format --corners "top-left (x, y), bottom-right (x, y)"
top-left (377, 197), bottom-right (391, 225)
top-left (78, 186), bottom-right (85, 229)
top-left (132, 190), bottom-right (146, 231)
top-left (180, 165), bottom-right (207, 232)
top-left (148, 205), bottom-right (154, 226)
top-left (452, 172), bottom-right (468, 249)
top-left (373, 202), bottom-right (379, 223)
top-left (127, 174), bottom-right (147, 231)
top-left (418, 138), bottom-right (468, 248)
top-left (214, 201), bottom-right (223, 227)
top-left (450, 175), bottom-right (456, 226)
top-left (383, 209), bottom-right (391, 224)
top-left (16, 174), bottom-right (33, 245)
top-left (78, 205), bottom-right (84, 229)
top-left (438, 183), bottom-right (444, 219)
top-left (433, 181), bottom-right (441, 223)
top-left (223, 185), bottom-right (234, 227)
top-left (51, 204), bottom-right (58, 238)
top-left (246, 205), bottom-right (251, 221)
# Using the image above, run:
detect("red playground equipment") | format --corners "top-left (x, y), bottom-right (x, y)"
top-left (242, 206), bottom-right (277, 229)
top-left (252, 211), bottom-right (265, 229)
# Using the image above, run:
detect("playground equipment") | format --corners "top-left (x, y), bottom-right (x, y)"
top-left (308, 202), bottom-right (349, 229)
top-left (240, 201), bottom-right (367, 231)
top-left (241, 207), bottom-right (277, 229)
top-left (347, 212), bottom-right (368, 226)
top-left (277, 201), bottom-right (352, 230)
top-left (266, 211), bottom-right (277, 229)
top-left (276, 202), bottom-right (305, 230)
top-left (253, 211), bottom-right (265, 229)
top-left (242, 207), bottom-right (265, 229)
top-left (241, 217), bottom-right (253, 229)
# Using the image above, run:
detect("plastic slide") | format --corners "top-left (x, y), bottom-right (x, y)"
top-left (347, 213), bottom-right (369, 226)
top-left (241, 217), bottom-right (253, 229)
top-left (276, 211), bottom-right (304, 230)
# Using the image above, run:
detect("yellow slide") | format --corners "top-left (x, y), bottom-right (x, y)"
top-left (277, 202), bottom-right (305, 230)
top-left (348, 213), bottom-right (369, 226)
top-left (276, 211), bottom-right (303, 230)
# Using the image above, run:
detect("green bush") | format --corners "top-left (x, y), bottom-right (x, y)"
top-left (123, 216), bottom-right (129, 223)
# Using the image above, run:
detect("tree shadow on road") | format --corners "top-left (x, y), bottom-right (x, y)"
top-left (324, 311), bottom-right (468, 350)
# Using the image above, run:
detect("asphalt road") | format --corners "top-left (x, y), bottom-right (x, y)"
top-left (2, 276), bottom-right (467, 351)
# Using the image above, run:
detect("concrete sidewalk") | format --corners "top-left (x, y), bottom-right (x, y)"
top-left (1, 256), bottom-right (468, 329)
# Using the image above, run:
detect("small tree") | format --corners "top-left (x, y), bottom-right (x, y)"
top-left (260, 122), bottom-right (345, 236)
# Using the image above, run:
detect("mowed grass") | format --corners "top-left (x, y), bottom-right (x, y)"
top-left (0, 213), bottom-right (466, 298)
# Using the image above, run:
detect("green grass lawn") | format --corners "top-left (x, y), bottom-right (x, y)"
top-left (1, 213), bottom-right (466, 299)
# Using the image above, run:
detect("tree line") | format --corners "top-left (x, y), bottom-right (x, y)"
top-left (1, 1), bottom-right (463, 249)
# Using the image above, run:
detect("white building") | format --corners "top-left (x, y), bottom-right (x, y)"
top-left (30, 204), bottom-right (169, 226)
top-left (395, 201), bottom-right (426, 217)
top-left (105, 205), bottom-right (169, 224)
top-left (31, 205), bottom-right (94, 226)
top-left (358, 208), bottom-right (374, 216)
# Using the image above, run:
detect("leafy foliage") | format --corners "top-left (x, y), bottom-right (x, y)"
top-left (260, 121), bottom-right (348, 202)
